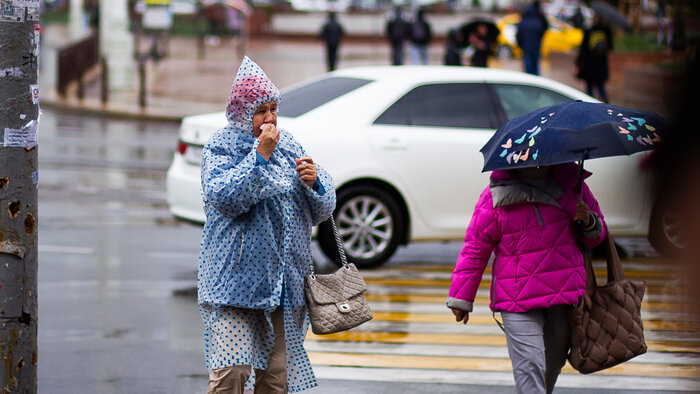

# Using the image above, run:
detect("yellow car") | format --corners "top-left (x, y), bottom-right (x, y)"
top-left (496, 13), bottom-right (583, 58)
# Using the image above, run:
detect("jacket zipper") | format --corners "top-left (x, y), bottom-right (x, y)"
top-left (534, 205), bottom-right (544, 226)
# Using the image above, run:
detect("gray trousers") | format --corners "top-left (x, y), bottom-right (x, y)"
top-left (501, 305), bottom-right (571, 394)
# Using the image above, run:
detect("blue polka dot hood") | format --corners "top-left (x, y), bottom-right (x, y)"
top-left (225, 56), bottom-right (281, 130)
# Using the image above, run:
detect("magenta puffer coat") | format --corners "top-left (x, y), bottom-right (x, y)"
top-left (448, 163), bottom-right (607, 313)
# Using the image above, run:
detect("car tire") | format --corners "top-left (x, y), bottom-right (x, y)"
top-left (497, 45), bottom-right (513, 59)
top-left (318, 185), bottom-right (405, 269)
top-left (648, 200), bottom-right (685, 257)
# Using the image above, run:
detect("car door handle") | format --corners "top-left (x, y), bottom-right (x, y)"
top-left (379, 138), bottom-right (407, 151)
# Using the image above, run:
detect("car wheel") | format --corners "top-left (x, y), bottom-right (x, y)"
top-left (318, 185), bottom-right (405, 269)
top-left (648, 200), bottom-right (686, 257)
top-left (497, 45), bottom-right (513, 59)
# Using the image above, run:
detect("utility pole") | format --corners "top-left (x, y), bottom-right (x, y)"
top-left (1, 4), bottom-right (40, 393)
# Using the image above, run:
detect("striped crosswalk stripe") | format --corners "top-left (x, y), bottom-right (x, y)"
top-left (307, 260), bottom-right (700, 391)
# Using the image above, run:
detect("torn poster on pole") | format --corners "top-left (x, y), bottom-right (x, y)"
top-left (0, 0), bottom-right (39, 22)
top-left (3, 119), bottom-right (38, 148)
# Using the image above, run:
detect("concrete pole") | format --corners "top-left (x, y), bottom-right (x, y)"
top-left (99, 0), bottom-right (135, 90)
top-left (0, 10), bottom-right (40, 394)
top-left (69, 0), bottom-right (87, 40)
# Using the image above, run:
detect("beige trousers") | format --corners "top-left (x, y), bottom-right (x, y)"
top-left (207, 308), bottom-right (288, 394)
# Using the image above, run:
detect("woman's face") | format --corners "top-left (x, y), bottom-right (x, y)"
top-left (252, 101), bottom-right (278, 134)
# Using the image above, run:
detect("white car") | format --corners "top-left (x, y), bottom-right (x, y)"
top-left (166, 65), bottom-right (674, 268)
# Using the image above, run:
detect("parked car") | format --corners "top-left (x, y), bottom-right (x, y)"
top-left (166, 65), bottom-right (672, 268)
top-left (496, 13), bottom-right (583, 59)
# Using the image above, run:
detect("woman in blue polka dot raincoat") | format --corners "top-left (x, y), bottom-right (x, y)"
top-left (198, 56), bottom-right (336, 393)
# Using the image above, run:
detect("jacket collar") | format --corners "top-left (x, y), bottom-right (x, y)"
top-left (489, 163), bottom-right (590, 208)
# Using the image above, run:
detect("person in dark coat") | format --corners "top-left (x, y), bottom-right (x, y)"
top-left (467, 23), bottom-right (493, 68)
top-left (516, 3), bottom-right (547, 75)
top-left (319, 12), bottom-right (344, 71)
top-left (386, 6), bottom-right (410, 65)
top-left (444, 28), bottom-right (463, 66)
top-left (575, 14), bottom-right (613, 103)
top-left (409, 7), bottom-right (432, 65)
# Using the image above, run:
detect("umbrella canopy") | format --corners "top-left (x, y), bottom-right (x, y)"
top-left (590, 0), bottom-right (633, 32)
top-left (459, 20), bottom-right (500, 47)
top-left (481, 101), bottom-right (668, 173)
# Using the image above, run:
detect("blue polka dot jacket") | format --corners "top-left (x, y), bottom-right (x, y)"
top-left (197, 57), bottom-right (337, 311)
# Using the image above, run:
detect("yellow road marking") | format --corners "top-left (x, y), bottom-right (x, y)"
top-left (368, 311), bottom-right (700, 331)
top-left (307, 352), bottom-right (700, 378)
top-left (307, 332), bottom-right (700, 353)
top-left (365, 293), bottom-right (691, 313)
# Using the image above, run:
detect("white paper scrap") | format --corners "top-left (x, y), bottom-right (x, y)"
top-left (30, 84), bottom-right (38, 104)
top-left (3, 120), bottom-right (38, 148)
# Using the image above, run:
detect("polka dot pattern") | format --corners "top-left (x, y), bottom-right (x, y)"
top-left (198, 56), bottom-right (336, 393)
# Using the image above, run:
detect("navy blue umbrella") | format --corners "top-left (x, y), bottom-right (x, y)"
top-left (481, 101), bottom-right (668, 193)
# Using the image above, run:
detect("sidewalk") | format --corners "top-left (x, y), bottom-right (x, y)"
top-left (40, 29), bottom-right (671, 123)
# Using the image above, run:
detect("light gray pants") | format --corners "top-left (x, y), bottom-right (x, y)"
top-left (501, 305), bottom-right (571, 394)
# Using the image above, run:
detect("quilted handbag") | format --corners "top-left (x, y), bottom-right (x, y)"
top-left (304, 216), bottom-right (373, 335)
top-left (568, 233), bottom-right (647, 374)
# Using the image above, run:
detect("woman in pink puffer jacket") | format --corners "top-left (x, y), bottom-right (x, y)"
top-left (447, 162), bottom-right (606, 394)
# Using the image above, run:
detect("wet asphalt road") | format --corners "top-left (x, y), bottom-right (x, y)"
top-left (36, 108), bottom-right (692, 394)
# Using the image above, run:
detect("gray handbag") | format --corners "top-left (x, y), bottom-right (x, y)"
top-left (304, 216), bottom-right (373, 335)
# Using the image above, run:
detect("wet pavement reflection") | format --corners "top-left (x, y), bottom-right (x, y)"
top-left (36, 108), bottom-right (699, 393)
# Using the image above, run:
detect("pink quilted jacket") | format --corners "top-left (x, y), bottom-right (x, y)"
top-left (448, 163), bottom-right (607, 313)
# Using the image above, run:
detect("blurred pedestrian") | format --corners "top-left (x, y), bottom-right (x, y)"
top-left (444, 28), bottom-right (463, 66)
top-left (571, 6), bottom-right (584, 29)
top-left (467, 23), bottom-right (493, 67)
top-left (575, 14), bottom-right (613, 103)
top-left (516, 2), bottom-right (547, 75)
top-left (204, 3), bottom-right (225, 46)
top-left (655, 0), bottom-right (669, 46)
top-left (386, 6), bottom-right (410, 65)
top-left (448, 163), bottom-right (607, 394)
top-left (670, 4), bottom-right (686, 52)
top-left (198, 56), bottom-right (336, 394)
top-left (319, 12), bottom-right (344, 71)
top-left (409, 7), bottom-right (432, 65)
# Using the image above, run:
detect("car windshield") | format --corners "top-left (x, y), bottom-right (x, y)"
top-left (279, 76), bottom-right (373, 118)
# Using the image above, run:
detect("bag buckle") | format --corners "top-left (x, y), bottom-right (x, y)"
top-left (338, 302), bottom-right (351, 312)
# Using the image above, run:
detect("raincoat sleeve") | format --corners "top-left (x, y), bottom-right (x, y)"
top-left (201, 135), bottom-right (293, 218)
top-left (447, 187), bottom-right (500, 312)
top-left (297, 145), bottom-right (336, 226)
top-left (579, 181), bottom-right (607, 249)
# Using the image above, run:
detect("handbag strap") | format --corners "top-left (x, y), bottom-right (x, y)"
top-left (604, 233), bottom-right (625, 283)
top-left (309, 215), bottom-right (349, 277)
top-left (580, 233), bottom-right (625, 294)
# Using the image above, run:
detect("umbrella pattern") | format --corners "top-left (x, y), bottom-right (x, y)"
top-left (495, 106), bottom-right (663, 168)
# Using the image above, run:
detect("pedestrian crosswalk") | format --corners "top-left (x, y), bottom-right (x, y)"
top-left (305, 259), bottom-right (700, 391)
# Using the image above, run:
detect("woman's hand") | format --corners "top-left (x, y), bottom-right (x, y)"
top-left (451, 308), bottom-right (469, 325)
top-left (575, 200), bottom-right (591, 227)
top-left (256, 124), bottom-right (280, 160)
top-left (295, 157), bottom-right (317, 188)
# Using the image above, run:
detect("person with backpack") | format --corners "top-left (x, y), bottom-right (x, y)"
top-left (409, 7), bottom-right (432, 65)
top-left (386, 6), bottom-right (410, 65)
top-left (575, 14), bottom-right (613, 103)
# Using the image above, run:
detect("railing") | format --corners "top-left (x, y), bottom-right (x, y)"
top-left (57, 32), bottom-right (99, 98)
